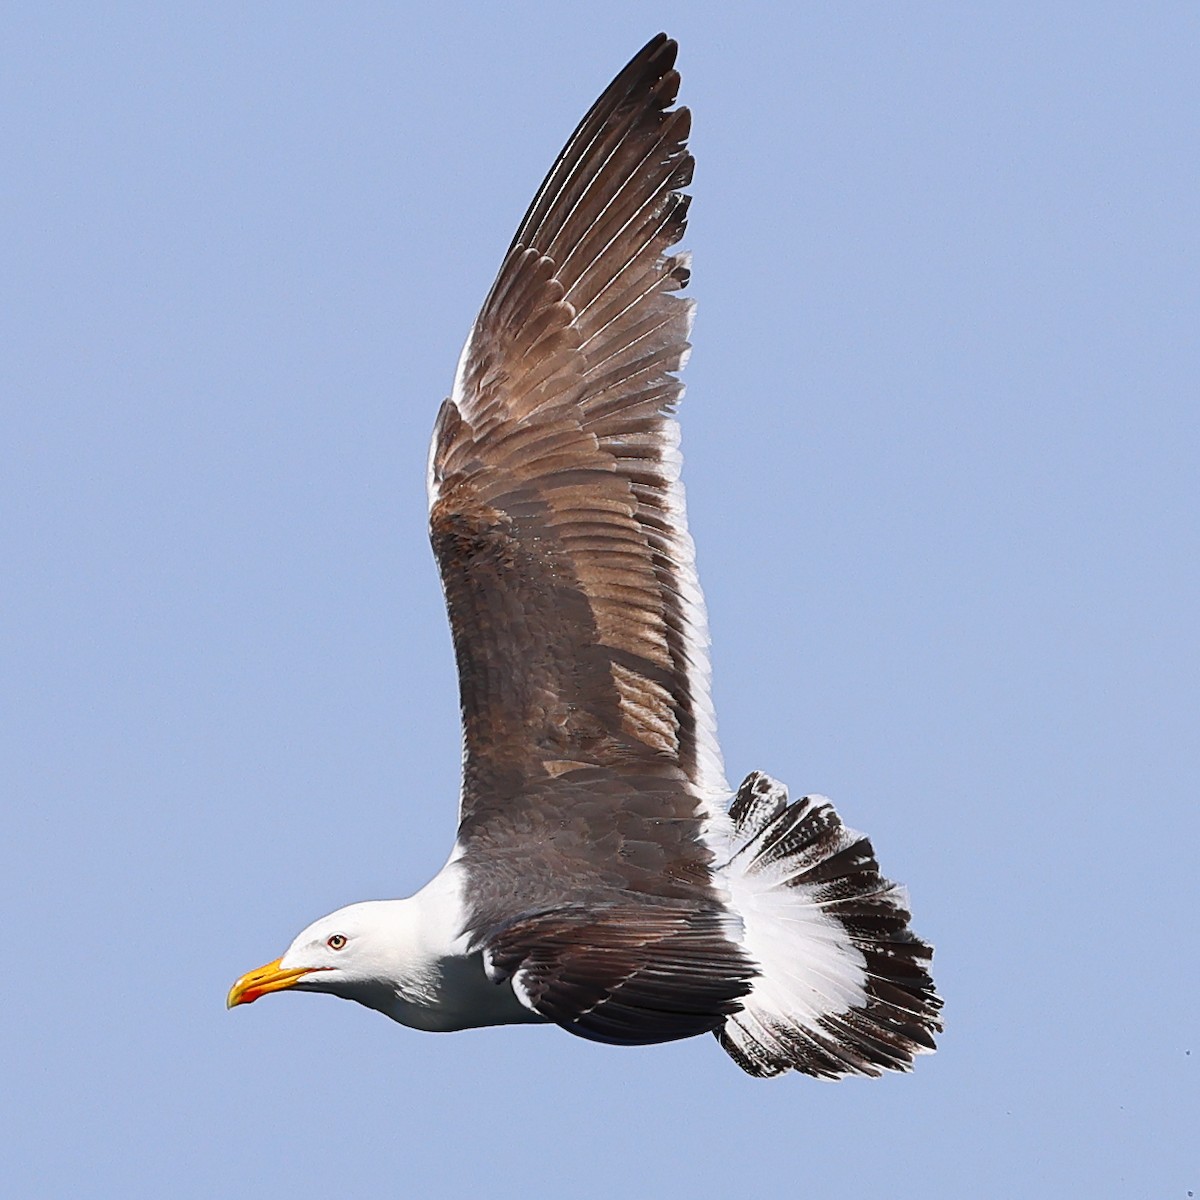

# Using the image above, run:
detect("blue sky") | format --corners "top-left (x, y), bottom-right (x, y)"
top-left (3, 4), bottom-right (1196, 1197)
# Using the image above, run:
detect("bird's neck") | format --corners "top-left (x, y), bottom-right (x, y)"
top-left (363, 866), bottom-right (544, 1033)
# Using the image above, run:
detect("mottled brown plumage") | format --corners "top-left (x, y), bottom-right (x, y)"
top-left (429, 36), bottom-right (705, 803)
top-left (426, 34), bottom-right (749, 1042)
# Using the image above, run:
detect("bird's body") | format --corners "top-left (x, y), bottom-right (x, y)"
top-left (229, 34), bottom-right (942, 1079)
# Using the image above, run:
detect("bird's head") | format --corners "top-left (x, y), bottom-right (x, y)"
top-left (227, 901), bottom-right (410, 1011)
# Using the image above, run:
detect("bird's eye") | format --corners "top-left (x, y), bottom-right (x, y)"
top-left (327, 934), bottom-right (347, 950)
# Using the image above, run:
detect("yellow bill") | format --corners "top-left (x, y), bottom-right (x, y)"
top-left (227, 957), bottom-right (313, 1008)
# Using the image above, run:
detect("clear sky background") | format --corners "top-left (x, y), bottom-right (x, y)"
top-left (3, 4), bottom-right (1196, 1197)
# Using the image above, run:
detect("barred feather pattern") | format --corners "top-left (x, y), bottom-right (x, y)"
top-left (716, 772), bottom-right (943, 1079)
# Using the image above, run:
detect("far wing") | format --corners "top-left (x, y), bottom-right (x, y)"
top-left (427, 35), bottom-right (725, 834)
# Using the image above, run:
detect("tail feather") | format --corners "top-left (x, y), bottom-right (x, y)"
top-left (717, 771), bottom-right (942, 1079)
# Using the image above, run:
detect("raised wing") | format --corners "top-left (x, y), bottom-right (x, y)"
top-left (428, 35), bottom-right (725, 834)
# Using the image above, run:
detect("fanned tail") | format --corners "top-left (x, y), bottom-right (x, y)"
top-left (716, 772), bottom-right (942, 1078)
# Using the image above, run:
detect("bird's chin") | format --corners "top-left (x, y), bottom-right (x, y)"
top-left (227, 959), bottom-right (333, 1008)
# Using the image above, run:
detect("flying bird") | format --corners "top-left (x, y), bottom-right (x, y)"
top-left (227, 33), bottom-right (942, 1078)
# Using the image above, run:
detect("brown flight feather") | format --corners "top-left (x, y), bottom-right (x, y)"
top-left (426, 34), bottom-right (749, 1042)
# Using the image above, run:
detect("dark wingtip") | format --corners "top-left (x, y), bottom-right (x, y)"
top-left (619, 32), bottom-right (679, 99)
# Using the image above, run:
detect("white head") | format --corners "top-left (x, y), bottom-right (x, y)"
top-left (225, 867), bottom-right (531, 1032)
top-left (227, 900), bottom-right (425, 1017)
